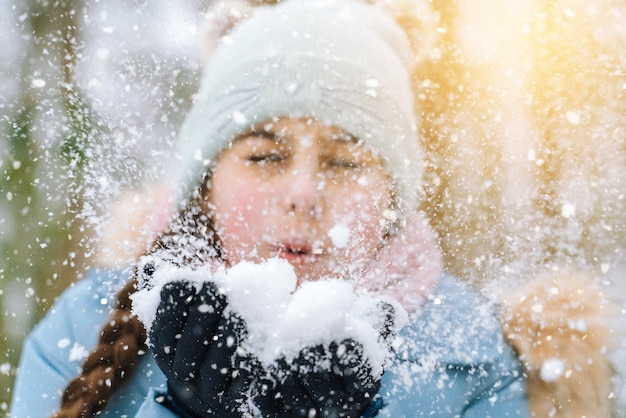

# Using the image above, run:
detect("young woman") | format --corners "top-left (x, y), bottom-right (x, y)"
top-left (11, 1), bottom-right (528, 416)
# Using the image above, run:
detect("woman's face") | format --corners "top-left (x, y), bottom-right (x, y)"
top-left (209, 117), bottom-right (393, 283)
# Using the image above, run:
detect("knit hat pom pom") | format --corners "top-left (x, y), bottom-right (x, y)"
top-left (197, 0), bottom-right (254, 63)
top-left (372, 0), bottom-right (439, 68)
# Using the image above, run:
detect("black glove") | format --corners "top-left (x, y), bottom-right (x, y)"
top-left (150, 280), bottom-right (258, 417)
top-left (375, 301), bottom-right (396, 344)
top-left (253, 301), bottom-right (398, 418)
top-left (254, 338), bottom-right (381, 418)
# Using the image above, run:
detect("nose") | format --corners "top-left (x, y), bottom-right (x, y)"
top-left (282, 167), bottom-right (322, 218)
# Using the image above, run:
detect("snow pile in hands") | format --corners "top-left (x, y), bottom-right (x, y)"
top-left (131, 256), bottom-right (407, 375)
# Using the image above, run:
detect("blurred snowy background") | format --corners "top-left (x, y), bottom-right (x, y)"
top-left (0, 0), bottom-right (209, 410)
top-left (1, 0), bottom-right (625, 414)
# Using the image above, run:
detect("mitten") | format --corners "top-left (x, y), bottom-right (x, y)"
top-left (253, 300), bottom-right (398, 418)
top-left (376, 301), bottom-right (397, 343)
top-left (254, 338), bottom-right (381, 418)
top-left (150, 280), bottom-right (258, 417)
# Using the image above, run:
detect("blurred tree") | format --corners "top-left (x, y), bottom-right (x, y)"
top-left (1, 0), bottom-right (206, 410)
top-left (528, 0), bottom-right (626, 269)
top-left (0, 0), bottom-right (95, 409)
top-left (418, 0), bottom-right (509, 284)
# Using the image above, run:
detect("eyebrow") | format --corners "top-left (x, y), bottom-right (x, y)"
top-left (329, 131), bottom-right (360, 144)
top-left (242, 129), bottom-right (287, 143)
top-left (239, 127), bottom-right (361, 145)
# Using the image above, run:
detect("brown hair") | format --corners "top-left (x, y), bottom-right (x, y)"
top-left (52, 180), bottom-right (221, 417)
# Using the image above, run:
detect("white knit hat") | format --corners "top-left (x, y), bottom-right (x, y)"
top-left (177, 0), bottom-right (423, 216)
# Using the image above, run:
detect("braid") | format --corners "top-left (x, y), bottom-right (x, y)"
top-left (52, 177), bottom-right (220, 417)
top-left (52, 278), bottom-right (146, 418)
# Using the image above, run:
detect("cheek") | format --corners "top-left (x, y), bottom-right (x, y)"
top-left (211, 174), bottom-right (257, 260)
top-left (214, 181), bottom-right (276, 237)
top-left (329, 179), bottom-right (391, 250)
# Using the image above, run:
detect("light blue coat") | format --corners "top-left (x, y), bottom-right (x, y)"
top-left (11, 269), bottom-right (528, 417)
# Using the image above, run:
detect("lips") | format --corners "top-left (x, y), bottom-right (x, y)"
top-left (274, 239), bottom-right (320, 263)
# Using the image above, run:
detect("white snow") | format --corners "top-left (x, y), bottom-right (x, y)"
top-left (566, 111), bottom-right (581, 125)
top-left (31, 78), bottom-right (46, 88)
top-left (68, 342), bottom-right (89, 362)
top-left (57, 338), bottom-right (71, 349)
top-left (328, 223), bottom-right (350, 248)
top-left (0, 363), bottom-right (10, 376)
top-left (232, 111), bottom-right (248, 125)
top-left (131, 257), bottom-right (407, 375)
top-left (560, 203), bottom-right (576, 219)
top-left (540, 357), bottom-right (565, 382)
top-left (567, 318), bottom-right (588, 333)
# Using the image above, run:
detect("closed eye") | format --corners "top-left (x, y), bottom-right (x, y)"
top-left (247, 153), bottom-right (287, 164)
top-left (326, 159), bottom-right (364, 170)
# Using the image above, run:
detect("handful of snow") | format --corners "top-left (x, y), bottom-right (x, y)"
top-left (131, 256), bottom-right (407, 375)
